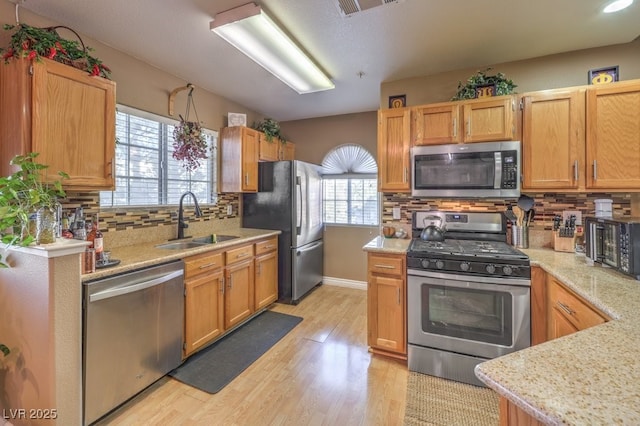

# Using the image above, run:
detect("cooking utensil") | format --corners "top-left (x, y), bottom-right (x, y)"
top-left (517, 194), bottom-right (535, 213)
top-left (421, 215), bottom-right (446, 241)
top-left (513, 205), bottom-right (525, 226)
top-left (526, 209), bottom-right (535, 226)
top-left (504, 207), bottom-right (518, 223)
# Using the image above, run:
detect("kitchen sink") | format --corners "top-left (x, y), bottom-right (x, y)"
top-left (155, 241), bottom-right (209, 250)
top-left (155, 234), bottom-right (239, 250)
top-left (192, 234), bottom-right (239, 244)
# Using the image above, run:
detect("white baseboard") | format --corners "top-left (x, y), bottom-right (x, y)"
top-left (322, 276), bottom-right (367, 291)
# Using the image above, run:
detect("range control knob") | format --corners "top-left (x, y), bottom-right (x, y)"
top-left (502, 265), bottom-right (513, 276)
top-left (460, 262), bottom-right (470, 272)
top-left (421, 259), bottom-right (430, 268)
top-left (435, 260), bottom-right (445, 270)
top-left (485, 264), bottom-right (496, 274)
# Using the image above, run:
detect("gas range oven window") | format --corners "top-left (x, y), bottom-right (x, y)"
top-left (422, 284), bottom-right (513, 347)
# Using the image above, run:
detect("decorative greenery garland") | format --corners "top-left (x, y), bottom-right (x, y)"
top-left (451, 68), bottom-right (517, 101)
top-left (1, 23), bottom-right (111, 79)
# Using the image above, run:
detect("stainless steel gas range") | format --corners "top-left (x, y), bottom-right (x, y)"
top-left (406, 211), bottom-right (531, 387)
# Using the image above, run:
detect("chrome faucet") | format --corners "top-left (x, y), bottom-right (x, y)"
top-left (177, 191), bottom-right (203, 240)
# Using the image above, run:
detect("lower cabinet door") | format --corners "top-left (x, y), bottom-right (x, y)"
top-left (255, 251), bottom-right (278, 310)
top-left (225, 259), bottom-right (255, 329)
top-left (368, 274), bottom-right (406, 355)
top-left (184, 270), bottom-right (225, 356)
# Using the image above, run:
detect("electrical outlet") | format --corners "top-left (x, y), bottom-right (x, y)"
top-left (562, 210), bottom-right (582, 225)
top-left (392, 207), bottom-right (401, 220)
top-left (227, 204), bottom-right (233, 215)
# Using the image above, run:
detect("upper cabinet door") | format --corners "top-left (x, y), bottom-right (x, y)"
top-left (1, 58), bottom-right (116, 190)
top-left (521, 89), bottom-right (585, 190)
top-left (220, 126), bottom-right (259, 192)
top-left (586, 81), bottom-right (640, 189)
top-left (412, 103), bottom-right (461, 145)
top-left (378, 108), bottom-right (411, 192)
top-left (258, 132), bottom-right (279, 161)
top-left (462, 96), bottom-right (516, 143)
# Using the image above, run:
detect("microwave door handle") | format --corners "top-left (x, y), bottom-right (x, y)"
top-left (494, 152), bottom-right (502, 189)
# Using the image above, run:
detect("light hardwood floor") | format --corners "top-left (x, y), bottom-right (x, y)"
top-left (96, 285), bottom-right (408, 425)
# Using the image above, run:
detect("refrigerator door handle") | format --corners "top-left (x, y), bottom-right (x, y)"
top-left (296, 240), bottom-right (323, 255)
top-left (296, 176), bottom-right (302, 235)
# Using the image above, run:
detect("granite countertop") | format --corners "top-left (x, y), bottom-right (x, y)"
top-left (82, 227), bottom-right (281, 282)
top-left (362, 235), bottom-right (412, 253)
top-left (476, 249), bottom-right (640, 425)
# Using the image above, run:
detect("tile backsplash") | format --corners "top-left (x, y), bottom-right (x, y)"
top-left (60, 191), bottom-right (240, 248)
top-left (382, 192), bottom-right (637, 248)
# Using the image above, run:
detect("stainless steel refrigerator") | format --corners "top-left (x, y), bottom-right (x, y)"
top-left (242, 160), bottom-right (324, 304)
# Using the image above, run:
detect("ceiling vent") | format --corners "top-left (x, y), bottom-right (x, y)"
top-left (337, 0), bottom-right (405, 17)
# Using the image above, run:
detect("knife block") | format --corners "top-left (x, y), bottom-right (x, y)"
top-left (553, 231), bottom-right (576, 253)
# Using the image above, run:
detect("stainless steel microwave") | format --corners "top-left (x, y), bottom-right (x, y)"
top-left (410, 141), bottom-right (521, 198)
top-left (586, 216), bottom-right (640, 280)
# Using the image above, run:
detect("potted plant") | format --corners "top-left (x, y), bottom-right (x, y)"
top-left (1, 23), bottom-right (111, 79)
top-left (451, 68), bottom-right (517, 101)
top-left (255, 118), bottom-right (283, 143)
top-left (0, 153), bottom-right (68, 267)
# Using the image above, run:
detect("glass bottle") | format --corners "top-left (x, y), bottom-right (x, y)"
top-left (92, 214), bottom-right (105, 263)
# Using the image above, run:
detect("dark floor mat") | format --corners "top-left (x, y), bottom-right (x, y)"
top-left (169, 310), bottom-right (303, 394)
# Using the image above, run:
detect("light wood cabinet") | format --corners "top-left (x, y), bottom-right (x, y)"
top-left (367, 252), bottom-right (406, 359)
top-left (586, 80), bottom-right (640, 189)
top-left (258, 133), bottom-right (279, 161)
top-left (281, 141), bottom-right (295, 160)
top-left (521, 89), bottom-right (585, 190)
top-left (530, 266), bottom-right (547, 346)
top-left (462, 96), bottom-right (516, 143)
top-left (254, 237), bottom-right (278, 310)
top-left (412, 103), bottom-right (461, 145)
top-left (412, 96), bottom-right (516, 146)
top-left (225, 243), bottom-right (255, 329)
top-left (219, 126), bottom-right (259, 192)
top-left (183, 251), bottom-right (225, 356)
top-left (547, 276), bottom-right (608, 340)
top-left (499, 397), bottom-right (546, 426)
top-left (378, 108), bottom-right (411, 192)
top-left (0, 58), bottom-right (116, 189)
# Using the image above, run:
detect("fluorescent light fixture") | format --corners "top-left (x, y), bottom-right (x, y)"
top-left (210, 3), bottom-right (334, 94)
top-left (603, 0), bottom-right (633, 13)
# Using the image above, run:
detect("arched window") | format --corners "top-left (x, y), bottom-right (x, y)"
top-left (321, 144), bottom-right (378, 225)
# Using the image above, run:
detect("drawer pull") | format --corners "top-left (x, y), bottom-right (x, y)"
top-left (198, 262), bottom-right (218, 269)
top-left (235, 252), bottom-right (250, 258)
top-left (263, 245), bottom-right (275, 249)
top-left (374, 264), bottom-right (395, 269)
top-left (557, 301), bottom-right (575, 315)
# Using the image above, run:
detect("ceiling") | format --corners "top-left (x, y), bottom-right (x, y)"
top-left (13, 0), bottom-right (640, 121)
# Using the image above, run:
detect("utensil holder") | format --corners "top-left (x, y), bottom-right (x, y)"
top-left (512, 226), bottom-right (529, 249)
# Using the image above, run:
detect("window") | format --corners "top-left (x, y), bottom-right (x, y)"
top-left (100, 105), bottom-right (217, 207)
top-left (321, 144), bottom-right (378, 225)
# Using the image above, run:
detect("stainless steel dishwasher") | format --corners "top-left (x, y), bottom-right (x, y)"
top-left (83, 261), bottom-right (184, 425)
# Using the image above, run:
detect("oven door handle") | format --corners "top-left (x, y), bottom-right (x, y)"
top-left (407, 268), bottom-right (531, 287)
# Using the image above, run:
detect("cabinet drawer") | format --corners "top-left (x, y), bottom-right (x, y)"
top-left (226, 244), bottom-right (254, 265)
top-left (184, 251), bottom-right (224, 278)
top-left (548, 277), bottom-right (607, 331)
top-left (368, 253), bottom-right (405, 277)
top-left (255, 237), bottom-right (278, 255)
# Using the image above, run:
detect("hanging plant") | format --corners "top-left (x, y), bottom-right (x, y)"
top-left (255, 118), bottom-right (283, 143)
top-left (451, 68), bottom-right (517, 101)
top-left (172, 87), bottom-right (208, 171)
top-left (1, 23), bottom-right (111, 79)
